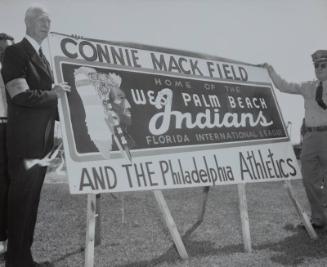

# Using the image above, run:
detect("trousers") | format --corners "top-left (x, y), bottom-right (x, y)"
top-left (5, 157), bottom-right (47, 267)
top-left (301, 130), bottom-right (327, 224)
top-left (0, 122), bottom-right (9, 241)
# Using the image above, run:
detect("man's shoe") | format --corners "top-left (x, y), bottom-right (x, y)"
top-left (298, 221), bottom-right (325, 230)
top-left (0, 241), bottom-right (6, 254)
top-left (33, 261), bottom-right (54, 267)
top-left (0, 241), bottom-right (6, 261)
top-left (311, 222), bottom-right (326, 229)
top-left (0, 251), bottom-right (5, 262)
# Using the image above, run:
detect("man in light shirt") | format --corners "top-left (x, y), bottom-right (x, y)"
top-left (0, 32), bottom-right (13, 261)
top-left (264, 50), bottom-right (327, 230)
top-left (1, 5), bottom-right (70, 267)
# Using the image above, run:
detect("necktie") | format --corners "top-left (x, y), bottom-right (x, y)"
top-left (38, 48), bottom-right (51, 74)
top-left (315, 82), bottom-right (327, 110)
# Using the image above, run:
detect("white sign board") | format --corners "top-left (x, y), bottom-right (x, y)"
top-left (48, 32), bottom-right (301, 194)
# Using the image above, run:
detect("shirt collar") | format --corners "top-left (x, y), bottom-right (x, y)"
top-left (25, 35), bottom-right (41, 54)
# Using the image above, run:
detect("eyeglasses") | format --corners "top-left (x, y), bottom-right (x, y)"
top-left (314, 62), bottom-right (327, 69)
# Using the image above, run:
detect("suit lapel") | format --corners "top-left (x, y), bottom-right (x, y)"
top-left (22, 38), bottom-right (53, 81)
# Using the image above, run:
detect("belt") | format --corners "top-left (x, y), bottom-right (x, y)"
top-left (0, 118), bottom-right (7, 124)
top-left (306, 126), bottom-right (327, 132)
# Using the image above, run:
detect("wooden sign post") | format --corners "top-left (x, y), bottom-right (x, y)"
top-left (95, 194), bottom-right (102, 246)
top-left (237, 184), bottom-right (252, 252)
top-left (85, 194), bottom-right (97, 267)
top-left (153, 190), bottom-right (189, 259)
top-left (284, 181), bottom-right (317, 239)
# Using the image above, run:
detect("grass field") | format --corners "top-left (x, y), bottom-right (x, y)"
top-left (1, 178), bottom-right (327, 267)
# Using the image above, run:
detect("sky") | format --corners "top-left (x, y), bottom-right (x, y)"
top-left (1, 0), bottom-right (326, 143)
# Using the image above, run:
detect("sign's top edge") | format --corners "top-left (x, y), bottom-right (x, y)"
top-left (49, 31), bottom-right (257, 68)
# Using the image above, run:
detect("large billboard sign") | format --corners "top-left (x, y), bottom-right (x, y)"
top-left (49, 32), bottom-right (301, 194)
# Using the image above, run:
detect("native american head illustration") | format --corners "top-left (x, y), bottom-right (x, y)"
top-left (74, 67), bottom-right (132, 160)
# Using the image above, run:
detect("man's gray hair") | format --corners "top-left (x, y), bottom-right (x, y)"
top-left (24, 4), bottom-right (49, 24)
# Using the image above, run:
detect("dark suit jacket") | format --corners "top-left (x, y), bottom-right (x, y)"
top-left (1, 38), bottom-right (58, 158)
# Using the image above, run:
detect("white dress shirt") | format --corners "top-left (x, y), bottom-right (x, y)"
top-left (25, 34), bottom-right (41, 54)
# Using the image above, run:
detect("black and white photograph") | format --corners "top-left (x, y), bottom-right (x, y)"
top-left (0, 0), bottom-right (327, 266)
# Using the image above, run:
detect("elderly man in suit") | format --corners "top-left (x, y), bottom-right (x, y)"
top-left (1, 5), bottom-right (70, 267)
top-left (0, 32), bottom-right (14, 261)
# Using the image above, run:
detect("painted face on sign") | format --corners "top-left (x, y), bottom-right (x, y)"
top-left (110, 87), bottom-right (132, 126)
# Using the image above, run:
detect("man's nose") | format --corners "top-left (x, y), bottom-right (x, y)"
top-left (43, 21), bottom-right (50, 29)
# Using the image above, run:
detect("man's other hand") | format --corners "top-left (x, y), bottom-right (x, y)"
top-left (52, 82), bottom-right (71, 95)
